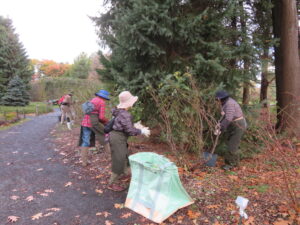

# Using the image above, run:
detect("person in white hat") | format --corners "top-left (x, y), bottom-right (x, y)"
top-left (107, 91), bottom-right (150, 191)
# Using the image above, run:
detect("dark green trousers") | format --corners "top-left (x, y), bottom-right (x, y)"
top-left (90, 114), bottom-right (105, 145)
top-left (109, 131), bottom-right (129, 175)
top-left (224, 119), bottom-right (247, 166)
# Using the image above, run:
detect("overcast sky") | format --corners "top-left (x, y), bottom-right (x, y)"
top-left (0, 0), bottom-right (106, 63)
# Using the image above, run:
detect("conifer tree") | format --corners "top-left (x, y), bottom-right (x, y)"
top-left (0, 16), bottom-right (32, 98)
top-left (68, 52), bottom-right (91, 79)
top-left (1, 75), bottom-right (30, 106)
top-left (93, 0), bottom-right (256, 102)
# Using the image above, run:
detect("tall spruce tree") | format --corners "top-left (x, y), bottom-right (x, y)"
top-left (1, 75), bottom-right (30, 106)
top-left (0, 16), bottom-right (32, 99)
top-left (93, 0), bottom-right (256, 104)
top-left (272, 0), bottom-right (300, 137)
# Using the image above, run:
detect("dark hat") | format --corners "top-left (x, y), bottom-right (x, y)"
top-left (215, 90), bottom-right (229, 100)
top-left (95, 89), bottom-right (110, 100)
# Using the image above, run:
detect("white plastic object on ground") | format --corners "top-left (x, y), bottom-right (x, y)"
top-left (235, 196), bottom-right (249, 219)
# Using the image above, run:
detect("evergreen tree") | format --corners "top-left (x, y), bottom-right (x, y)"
top-left (0, 16), bottom-right (33, 98)
top-left (1, 75), bottom-right (30, 106)
top-left (93, 0), bottom-right (257, 104)
top-left (68, 52), bottom-right (91, 79)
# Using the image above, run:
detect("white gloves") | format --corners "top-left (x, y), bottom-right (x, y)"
top-left (214, 123), bottom-right (221, 136)
top-left (134, 121), bottom-right (151, 137)
top-left (141, 127), bottom-right (151, 137)
top-left (134, 121), bottom-right (144, 129)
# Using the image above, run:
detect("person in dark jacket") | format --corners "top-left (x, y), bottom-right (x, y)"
top-left (107, 91), bottom-right (150, 191)
top-left (214, 90), bottom-right (247, 171)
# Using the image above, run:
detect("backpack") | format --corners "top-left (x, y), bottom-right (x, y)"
top-left (82, 101), bottom-right (95, 114)
top-left (58, 96), bottom-right (65, 105)
top-left (104, 117), bottom-right (115, 134)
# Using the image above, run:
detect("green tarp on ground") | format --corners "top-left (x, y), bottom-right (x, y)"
top-left (125, 152), bottom-right (194, 223)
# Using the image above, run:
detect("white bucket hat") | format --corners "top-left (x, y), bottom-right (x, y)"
top-left (117, 91), bottom-right (138, 109)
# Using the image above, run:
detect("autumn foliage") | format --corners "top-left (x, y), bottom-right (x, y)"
top-left (31, 59), bottom-right (70, 77)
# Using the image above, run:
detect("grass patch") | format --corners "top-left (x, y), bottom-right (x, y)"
top-left (225, 171), bottom-right (237, 176)
top-left (0, 102), bottom-right (53, 115)
top-left (247, 184), bottom-right (269, 193)
top-left (0, 118), bottom-right (30, 131)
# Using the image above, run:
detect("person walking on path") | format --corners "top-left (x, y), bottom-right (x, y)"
top-left (78, 90), bottom-right (110, 166)
top-left (214, 90), bottom-right (247, 171)
top-left (59, 92), bottom-right (74, 129)
top-left (108, 91), bottom-right (150, 191)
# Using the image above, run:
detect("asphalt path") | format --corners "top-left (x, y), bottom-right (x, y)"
top-left (0, 111), bottom-right (138, 225)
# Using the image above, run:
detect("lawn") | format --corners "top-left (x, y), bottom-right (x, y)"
top-left (0, 102), bottom-right (54, 115)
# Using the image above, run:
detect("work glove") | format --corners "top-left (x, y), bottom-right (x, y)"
top-left (214, 123), bottom-right (221, 135)
top-left (141, 127), bottom-right (151, 137)
top-left (134, 121), bottom-right (144, 129)
top-left (214, 129), bottom-right (221, 136)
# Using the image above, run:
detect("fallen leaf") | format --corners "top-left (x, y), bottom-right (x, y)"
top-left (105, 220), bottom-right (114, 225)
top-left (40, 193), bottom-right (48, 197)
top-left (114, 203), bottom-right (124, 209)
top-left (187, 210), bottom-right (201, 219)
top-left (10, 196), bottom-right (19, 200)
top-left (65, 182), bottom-right (72, 187)
top-left (26, 196), bottom-right (34, 201)
top-left (273, 219), bottom-right (293, 225)
top-left (95, 189), bottom-right (103, 194)
top-left (43, 212), bottom-right (54, 217)
top-left (168, 217), bottom-right (176, 223)
top-left (213, 222), bottom-right (224, 225)
top-left (178, 167), bottom-right (184, 174)
top-left (46, 208), bottom-right (61, 212)
top-left (177, 215), bottom-right (184, 223)
top-left (244, 216), bottom-right (255, 225)
top-left (31, 213), bottom-right (43, 220)
top-left (278, 205), bottom-right (289, 212)
top-left (36, 168), bottom-right (44, 171)
top-left (206, 205), bottom-right (220, 209)
top-left (96, 211), bottom-right (111, 217)
top-left (7, 216), bottom-right (19, 223)
top-left (121, 212), bottom-right (132, 218)
top-left (103, 212), bottom-right (111, 218)
top-left (228, 175), bottom-right (239, 181)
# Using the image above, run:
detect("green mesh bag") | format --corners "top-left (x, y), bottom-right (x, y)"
top-left (125, 152), bottom-right (194, 223)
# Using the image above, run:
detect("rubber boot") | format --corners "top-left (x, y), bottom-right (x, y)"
top-left (81, 147), bottom-right (89, 166)
top-left (108, 172), bottom-right (120, 184)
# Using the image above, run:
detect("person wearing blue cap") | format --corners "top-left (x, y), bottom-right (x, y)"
top-left (214, 90), bottom-right (247, 171)
top-left (78, 89), bottom-right (110, 166)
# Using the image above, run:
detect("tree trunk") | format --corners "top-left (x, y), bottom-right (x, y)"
top-left (242, 82), bottom-right (250, 105)
top-left (260, 48), bottom-right (270, 108)
top-left (273, 0), bottom-right (300, 137)
top-left (240, 1), bottom-right (251, 105)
